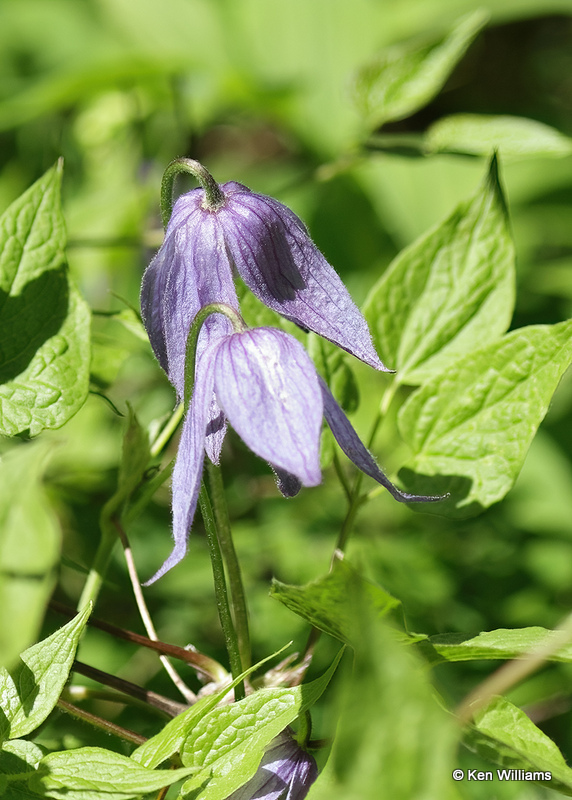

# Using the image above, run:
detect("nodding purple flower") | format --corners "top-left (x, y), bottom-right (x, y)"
top-left (141, 177), bottom-right (387, 399)
top-left (225, 729), bottom-right (318, 800)
top-left (147, 325), bottom-right (442, 583)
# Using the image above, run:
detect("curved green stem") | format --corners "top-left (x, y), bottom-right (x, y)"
top-left (181, 304), bottom-right (249, 695)
top-left (161, 158), bottom-right (225, 228)
top-left (183, 302), bottom-right (245, 408)
top-left (198, 482), bottom-right (245, 700)
top-left (57, 699), bottom-right (146, 746)
top-left (207, 461), bottom-right (251, 669)
top-left (296, 710), bottom-right (313, 748)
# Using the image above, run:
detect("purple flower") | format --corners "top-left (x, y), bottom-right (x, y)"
top-left (141, 180), bottom-right (387, 399)
top-left (225, 729), bottom-right (318, 800)
top-left (147, 325), bottom-right (442, 583)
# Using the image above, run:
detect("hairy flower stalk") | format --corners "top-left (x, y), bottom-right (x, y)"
top-left (225, 729), bottom-right (318, 800)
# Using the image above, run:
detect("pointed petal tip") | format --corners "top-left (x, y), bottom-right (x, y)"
top-left (319, 377), bottom-right (450, 505)
top-left (142, 543), bottom-right (188, 585)
top-left (272, 466), bottom-right (303, 497)
top-left (389, 488), bottom-right (451, 504)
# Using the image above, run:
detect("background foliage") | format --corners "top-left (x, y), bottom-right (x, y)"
top-left (3, 0), bottom-right (572, 798)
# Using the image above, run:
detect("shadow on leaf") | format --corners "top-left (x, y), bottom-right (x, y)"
top-left (0, 267), bottom-right (69, 384)
top-left (397, 468), bottom-right (485, 518)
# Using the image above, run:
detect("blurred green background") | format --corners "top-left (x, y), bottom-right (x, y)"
top-left (3, 0), bottom-right (572, 796)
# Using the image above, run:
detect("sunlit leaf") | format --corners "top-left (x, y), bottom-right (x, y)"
top-left (426, 114), bottom-right (572, 159)
top-left (465, 697), bottom-right (572, 795)
top-left (353, 11), bottom-right (487, 129)
top-left (363, 157), bottom-right (514, 384)
top-left (179, 656), bottom-right (341, 800)
top-left (32, 747), bottom-right (196, 800)
top-left (0, 444), bottom-right (61, 670)
top-left (0, 739), bottom-right (44, 800)
top-left (397, 319), bottom-right (572, 515)
top-left (422, 627), bottom-right (572, 665)
top-left (0, 162), bottom-right (90, 436)
top-left (0, 606), bottom-right (90, 740)
top-left (132, 645), bottom-right (291, 770)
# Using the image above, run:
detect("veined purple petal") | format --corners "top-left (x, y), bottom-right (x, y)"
top-left (213, 328), bottom-right (322, 487)
top-left (144, 347), bottom-right (217, 584)
top-left (226, 729), bottom-right (318, 800)
top-left (140, 225), bottom-right (177, 374)
top-left (141, 191), bottom-right (239, 399)
top-left (319, 376), bottom-right (446, 504)
top-left (217, 184), bottom-right (388, 372)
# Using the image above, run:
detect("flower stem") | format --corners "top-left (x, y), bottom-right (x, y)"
top-left (161, 158), bottom-right (225, 228)
top-left (182, 303), bottom-right (248, 697)
top-left (198, 481), bottom-right (245, 700)
top-left (150, 404), bottom-right (184, 458)
top-left (206, 461), bottom-right (251, 669)
top-left (115, 518), bottom-right (197, 704)
top-left (57, 699), bottom-right (146, 746)
top-left (77, 525), bottom-right (116, 611)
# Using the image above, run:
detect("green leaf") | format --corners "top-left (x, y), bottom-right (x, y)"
top-left (0, 739), bottom-right (44, 800)
top-left (179, 655), bottom-right (342, 800)
top-left (353, 11), bottom-right (487, 129)
top-left (0, 444), bottom-right (61, 670)
top-left (421, 627), bottom-right (572, 665)
top-left (32, 747), bottom-right (197, 800)
top-left (271, 557), bottom-right (400, 646)
top-left (426, 114), bottom-right (572, 159)
top-left (132, 645), bottom-right (292, 770)
top-left (362, 156), bottom-right (515, 384)
top-left (0, 605), bottom-right (91, 741)
top-left (397, 319), bottom-right (572, 515)
top-left (132, 695), bottom-right (218, 772)
top-left (465, 697), bottom-right (572, 794)
top-left (0, 162), bottom-right (91, 436)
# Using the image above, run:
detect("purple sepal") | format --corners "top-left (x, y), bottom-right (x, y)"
top-left (218, 184), bottom-right (388, 372)
top-left (144, 345), bottom-right (217, 584)
top-left (319, 377), bottom-right (447, 504)
top-left (140, 192), bottom-right (239, 399)
top-left (272, 467), bottom-right (302, 498)
top-left (147, 329), bottom-right (323, 581)
top-left (214, 328), bottom-right (322, 486)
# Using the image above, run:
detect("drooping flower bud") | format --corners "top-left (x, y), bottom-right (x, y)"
top-left (141, 162), bottom-right (388, 400)
top-left (225, 729), bottom-right (318, 800)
